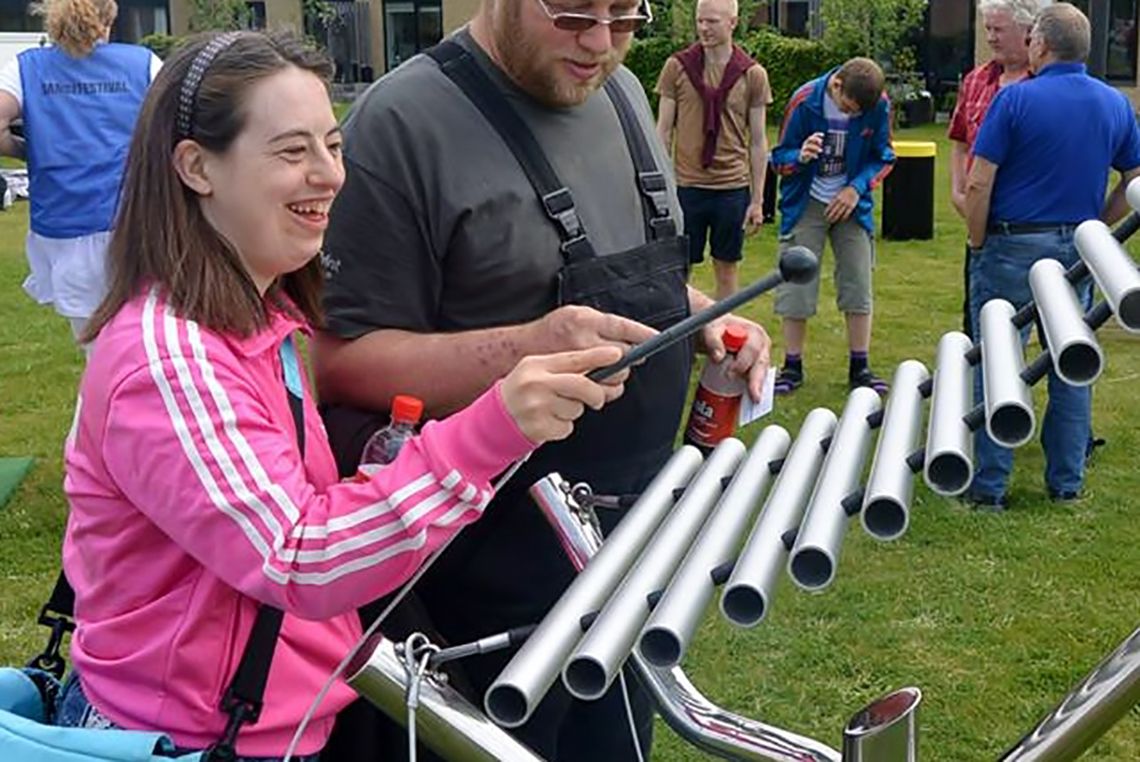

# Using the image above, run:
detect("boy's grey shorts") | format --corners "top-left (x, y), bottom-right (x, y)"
top-left (775, 198), bottom-right (874, 319)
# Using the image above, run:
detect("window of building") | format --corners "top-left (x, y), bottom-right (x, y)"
top-left (1067, 0), bottom-right (1137, 83)
top-left (112, 0), bottom-right (169, 43)
top-left (0, 0), bottom-right (41, 32)
top-left (919, 0), bottom-right (973, 106)
top-left (316, 1), bottom-right (374, 83)
top-left (768, 0), bottom-right (818, 38)
top-left (384, 0), bottom-right (441, 70)
top-left (1107, 0), bottom-right (1137, 83)
top-left (246, 1), bottom-right (267, 30)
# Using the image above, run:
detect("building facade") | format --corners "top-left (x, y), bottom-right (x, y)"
top-left (2, 0), bottom-right (1138, 105)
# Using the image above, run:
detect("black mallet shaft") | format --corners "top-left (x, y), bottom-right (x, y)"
top-left (587, 246), bottom-right (819, 382)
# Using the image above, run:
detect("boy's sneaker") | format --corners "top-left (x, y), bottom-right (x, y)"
top-left (774, 366), bottom-right (804, 395)
top-left (849, 367), bottom-right (890, 396)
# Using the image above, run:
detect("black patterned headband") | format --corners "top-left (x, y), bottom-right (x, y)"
top-left (177, 31), bottom-right (243, 139)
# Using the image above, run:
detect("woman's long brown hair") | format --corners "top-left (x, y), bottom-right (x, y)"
top-left (83, 31), bottom-right (334, 344)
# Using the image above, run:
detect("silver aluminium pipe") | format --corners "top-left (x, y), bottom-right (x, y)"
top-left (1074, 219), bottom-right (1140, 331)
top-left (639, 427), bottom-right (791, 667)
top-left (346, 635), bottom-right (544, 762)
top-left (1029, 258), bottom-right (1104, 386)
top-left (980, 299), bottom-right (1036, 447)
top-left (862, 360), bottom-right (930, 541)
top-left (788, 388), bottom-right (882, 591)
top-left (562, 439), bottom-right (747, 700)
top-left (1124, 174), bottom-right (1140, 218)
top-left (1000, 624), bottom-right (1140, 762)
top-left (535, 468), bottom-right (843, 761)
top-left (842, 686), bottom-right (922, 761)
top-left (721, 408), bottom-right (838, 627)
top-left (533, 469), bottom-right (843, 762)
top-left (484, 446), bottom-right (704, 727)
top-left (924, 331), bottom-right (975, 495)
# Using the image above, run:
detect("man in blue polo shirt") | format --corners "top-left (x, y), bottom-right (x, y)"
top-left (964, 1), bottom-right (1140, 510)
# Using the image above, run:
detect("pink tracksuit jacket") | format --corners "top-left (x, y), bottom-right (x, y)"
top-left (62, 288), bottom-right (535, 756)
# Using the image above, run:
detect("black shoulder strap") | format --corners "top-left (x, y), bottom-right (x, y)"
top-left (424, 40), bottom-right (598, 263)
top-left (27, 573), bottom-right (76, 678)
top-left (602, 77), bottom-right (677, 241)
top-left (205, 335), bottom-right (306, 760)
top-left (36, 337), bottom-right (306, 760)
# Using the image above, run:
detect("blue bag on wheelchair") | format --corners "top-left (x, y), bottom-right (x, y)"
top-left (0, 569), bottom-right (283, 762)
top-left (0, 666), bottom-right (204, 760)
top-left (0, 575), bottom-right (284, 762)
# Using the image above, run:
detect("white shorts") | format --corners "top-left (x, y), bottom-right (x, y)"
top-left (22, 229), bottom-right (112, 320)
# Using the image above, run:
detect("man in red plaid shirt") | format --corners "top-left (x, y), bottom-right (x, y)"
top-left (948, 0), bottom-right (1040, 333)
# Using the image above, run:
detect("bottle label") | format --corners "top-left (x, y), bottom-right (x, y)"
top-left (685, 386), bottom-right (742, 448)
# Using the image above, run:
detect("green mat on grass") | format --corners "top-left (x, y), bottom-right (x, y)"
top-left (0, 457), bottom-right (34, 510)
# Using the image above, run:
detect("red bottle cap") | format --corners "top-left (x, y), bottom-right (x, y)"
top-left (722, 325), bottom-right (748, 353)
top-left (391, 394), bottom-right (424, 424)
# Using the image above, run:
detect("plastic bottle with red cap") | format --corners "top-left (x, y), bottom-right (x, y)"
top-left (683, 325), bottom-right (749, 454)
top-left (357, 394), bottom-right (424, 478)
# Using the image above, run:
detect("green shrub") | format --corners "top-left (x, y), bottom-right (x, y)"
top-left (139, 33), bottom-right (180, 60)
top-left (739, 29), bottom-right (843, 117)
top-left (625, 29), bottom-right (841, 120)
top-left (624, 36), bottom-right (675, 111)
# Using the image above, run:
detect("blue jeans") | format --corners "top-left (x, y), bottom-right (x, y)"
top-left (55, 673), bottom-right (320, 762)
top-left (967, 230), bottom-right (1092, 499)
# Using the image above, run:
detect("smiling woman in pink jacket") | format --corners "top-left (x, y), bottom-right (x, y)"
top-left (58, 30), bottom-right (631, 761)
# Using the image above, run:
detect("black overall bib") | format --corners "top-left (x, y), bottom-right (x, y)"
top-left (321, 42), bottom-right (693, 762)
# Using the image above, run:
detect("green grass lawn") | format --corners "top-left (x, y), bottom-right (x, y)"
top-left (1, 123), bottom-right (1138, 760)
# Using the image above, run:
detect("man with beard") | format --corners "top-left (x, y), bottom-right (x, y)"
top-left (656, 0), bottom-right (771, 300)
top-left (312, 0), bottom-right (773, 759)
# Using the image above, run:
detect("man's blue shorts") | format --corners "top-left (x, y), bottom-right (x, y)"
top-left (677, 186), bottom-right (750, 264)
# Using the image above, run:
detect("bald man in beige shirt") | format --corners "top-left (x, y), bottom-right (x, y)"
top-left (656, 0), bottom-right (772, 300)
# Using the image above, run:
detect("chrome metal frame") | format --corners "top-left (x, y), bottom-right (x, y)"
top-left (345, 191), bottom-right (1140, 762)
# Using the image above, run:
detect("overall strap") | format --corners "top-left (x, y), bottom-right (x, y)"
top-left (602, 77), bottom-right (677, 241)
top-left (424, 39), bottom-right (598, 263)
top-left (27, 573), bottom-right (76, 678)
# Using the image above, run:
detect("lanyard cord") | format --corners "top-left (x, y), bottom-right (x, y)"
top-left (401, 633), bottom-right (438, 762)
top-left (619, 669), bottom-right (647, 762)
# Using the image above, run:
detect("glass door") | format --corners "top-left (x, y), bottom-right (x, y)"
top-left (384, 0), bottom-right (442, 71)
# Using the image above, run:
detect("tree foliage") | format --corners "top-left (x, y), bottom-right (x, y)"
top-left (626, 28), bottom-right (841, 115)
top-left (819, 0), bottom-right (928, 70)
top-left (640, 0), bottom-right (765, 43)
top-left (187, 0), bottom-right (249, 32)
top-left (302, 0), bottom-right (338, 32)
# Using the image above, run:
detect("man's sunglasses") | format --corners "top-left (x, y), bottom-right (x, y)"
top-left (535, 0), bottom-right (653, 34)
